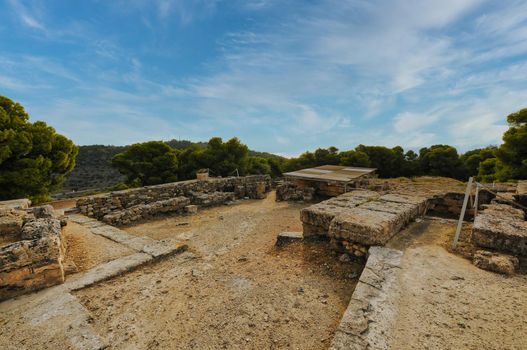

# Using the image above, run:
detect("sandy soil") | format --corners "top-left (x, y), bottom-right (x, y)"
top-left (74, 193), bottom-right (362, 350)
top-left (388, 218), bottom-right (527, 350)
top-left (62, 221), bottom-right (135, 273)
top-left (47, 198), bottom-right (77, 210)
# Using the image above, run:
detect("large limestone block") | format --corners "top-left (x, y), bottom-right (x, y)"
top-left (329, 208), bottom-right (403, 245)
top-left (473, 250), bottom-right (519, 275)
top-left (21, 218), bottom-right (61, 240)
top-left (473, 213), bottom-right (527, 256)
top-left (358, 200), bottom-right (418, 225)
top-left (379, 193), bottom-right (429, 216)
top-left (300, 190), bottom-right (380, 231)
top-left (0, 235), bottom-right (62, 273)
top-left (0, 208), bottom-right (31, 238)
top-left (0, 262), bottom-right (64, 301)
top-left (515, 180), bottom-right (527, 207)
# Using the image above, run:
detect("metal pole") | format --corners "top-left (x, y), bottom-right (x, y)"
top-left (474, 183), bottom-right (480, 218)
top-left (452, 177), bottom-right (473, 249)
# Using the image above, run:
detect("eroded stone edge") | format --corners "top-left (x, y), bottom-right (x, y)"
top-left (330, 246), bottom-right (403, 350)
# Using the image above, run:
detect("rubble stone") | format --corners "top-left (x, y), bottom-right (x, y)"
top-left (514, 180), bottom-right (527, 208)
top-left (276, 182), bottom-right (315, 201)
top-left (473, 250), bottom-right (519, 275)
top-left (77, 175), bottom-right (271, 225)
top-left (102, 197), bottom-right (190, 226)
top-left (276, 231), bottom-right (303, 246)
top-left (0, 215), bottom-right (64, 301)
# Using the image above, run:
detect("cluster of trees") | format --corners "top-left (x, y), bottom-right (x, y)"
top-left (1, 93), bottom-right (526, 201)
top-left (282, 144), bottom-right (489, 180)
top-left (0, 96), bottom-right (77, 203)
top-left (111, 137), bottom-right (282, 186)
top-left (110, 108), bottom-right (527, 187)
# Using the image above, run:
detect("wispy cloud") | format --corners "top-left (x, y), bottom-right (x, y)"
top-left (2, 0), bottom-right (527, 154)
top-left (8, 0), bottom-right (46, 31)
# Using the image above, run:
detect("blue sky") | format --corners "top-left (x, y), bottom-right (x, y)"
top-left (1, 0), bottom-right (527, 156)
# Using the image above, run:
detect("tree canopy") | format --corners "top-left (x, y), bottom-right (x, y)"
top-left (0, 96), bottom-right (78, 202)
top-left (497, 107), bottom-right (527, 180)
top-left (112, 141), bottom-right (179, 186)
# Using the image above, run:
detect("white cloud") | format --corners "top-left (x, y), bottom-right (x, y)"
top-left (8, 0), bottom-right (46, 31)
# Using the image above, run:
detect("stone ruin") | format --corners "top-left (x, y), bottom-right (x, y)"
top-left (76, 175), bottom-right (271, 226)
top-left (300, 190), bottom-right (429, 257)
top-left (298, 184), bottom-right (501, 260)
top-left (0, 203), bottom-right (67, 301)
top-left (275, 177), bottom-right (371, 202)
top-left (471, 181), bottom-right (527, 274)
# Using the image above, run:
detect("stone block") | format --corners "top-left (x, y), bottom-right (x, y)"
top-left (185, 205), bottom-right (198, 214)
top-left (300, 190), bottom-right (380, 232)
top-left (473, 204), bottom-right (527, 256)
top-left (276, 231), bottom-right (303, 246)
top-left (473, 250), bottom-right (519, 275)
top-left (329, 208), bottom-right (403, 246)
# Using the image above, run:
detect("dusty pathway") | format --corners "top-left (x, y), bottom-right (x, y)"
top-left (388, 218), bottom-right (527, 350)
top-left (74, 193), bottom-right (361, 349)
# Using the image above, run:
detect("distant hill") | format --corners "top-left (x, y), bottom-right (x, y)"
top-left (60, 139), bottom-right (283, 193)
top-left (61, 145), bottom-right (127, 192)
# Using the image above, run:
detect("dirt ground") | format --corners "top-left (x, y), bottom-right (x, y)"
top-left (62, 222), bottom-right (135, 272)
top-left (388, 218), bottom-right (527, 350)
top-left (74, 193), bottom-right (362, 350)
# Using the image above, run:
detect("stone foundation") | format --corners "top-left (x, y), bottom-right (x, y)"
top-left (473, 250), bottom-right (519, 275)
top-left (301, 190), bottom-right (428, 253)
top-left (276, 182), bottom-right (315, 201)
top-left (514, 180), bottom-right (527, 209)
top-left (0, 205), bottom-right (66, 301)
top-left (77, 175), bottom-right (271, 226)
top-left (472, 203), bottom-right (527, 257)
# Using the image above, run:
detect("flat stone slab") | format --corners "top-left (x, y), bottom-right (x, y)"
top-left (0, 198), bottom-right (31, 210)
top-left (330, 246), bottom-right (403, 350)
top-left (141, 239), bottom-right (188, 258)
top-left (473, 250), bottom-right (519, 275)
top-left (358, 200), bottom-right (419, 226)
top-left (276, 231), bottom-right (303, 246)
top-left (473, 204), bottom-right (527, 256)
top-left (329, 208), bottom-right (403, 246)
top-left (64, 252), bottom-right (153, 291)
top-left (300, 190), bottom-right (380, 231)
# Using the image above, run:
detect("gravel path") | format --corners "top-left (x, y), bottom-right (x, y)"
top-left (389, 219), bottom-right (527, 350)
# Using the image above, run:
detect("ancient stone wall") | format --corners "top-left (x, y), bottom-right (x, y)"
top-left (76, 175), bottom-right (271, 225)
top-left (0, 205), bottom-right (65, 301)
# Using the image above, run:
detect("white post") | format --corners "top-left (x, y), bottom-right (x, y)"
top-left (452, 177), bottom-right (473, 249)
top-left (474, 183), bottom-right (480, 218)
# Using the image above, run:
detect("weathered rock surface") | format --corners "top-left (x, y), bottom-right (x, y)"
top-left (301, 190), bottom-right (427, 247)
top-left (473, 250), bottom-right (519, 275)
top-left (330, 246), bottom-right (403, 350)
top-left (514, 180), bottom-right (527, 208)
top-left (276, 182), bottom-right (315, 201)
top-left (472, 204), bottom-right (527, 256)
top-left (300, 190), bottom-right (380, 236)
top-left (275, 231), bottom-right (303, 246)
top-left (0, 209), bottom-right (27, 237)
top-left (0, 217), bottom-right (64, 301)
top-left (102, 196), bottom-right (190, 226)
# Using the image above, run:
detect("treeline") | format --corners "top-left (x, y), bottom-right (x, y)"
top-left (111, 137), bottom-right (284, 187)
top-left (112, 107), bottom-right (527, 187)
